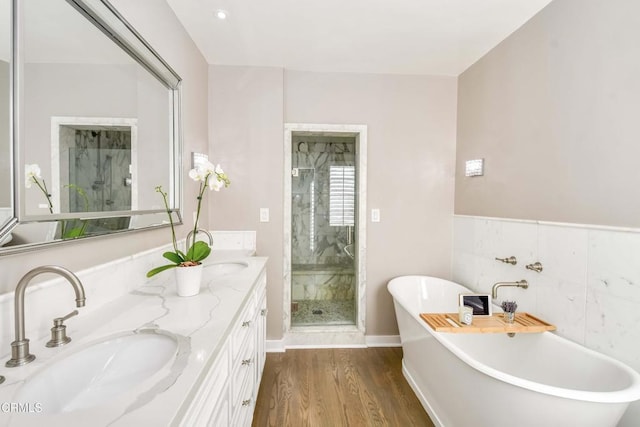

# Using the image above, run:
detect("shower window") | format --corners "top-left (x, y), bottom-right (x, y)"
top-left (329, 165), bottom-right (355, 227)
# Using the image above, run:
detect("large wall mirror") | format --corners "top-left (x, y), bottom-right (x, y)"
top-left (0, 0), bottom-right (182, 253)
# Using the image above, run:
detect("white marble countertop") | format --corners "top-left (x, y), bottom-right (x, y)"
top-left (0, 250), bottom-right (267, 426)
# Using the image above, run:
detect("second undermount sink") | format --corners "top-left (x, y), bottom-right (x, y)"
top-left (14, 329), bottom-right (180, 414)
top-left (205, 261), bottom-right (249, 277)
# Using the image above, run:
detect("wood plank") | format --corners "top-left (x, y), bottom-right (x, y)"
top-left (419, 312), bottom-right (556, 333)
top-left (252, 348), bottom-right (435, 427)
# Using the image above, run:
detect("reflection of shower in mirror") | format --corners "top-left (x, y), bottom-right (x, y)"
top-left (51, 116), bottom-right (137, 218)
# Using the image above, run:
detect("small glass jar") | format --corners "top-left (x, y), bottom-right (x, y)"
top-left (503, 311), bottom-right (515, 324)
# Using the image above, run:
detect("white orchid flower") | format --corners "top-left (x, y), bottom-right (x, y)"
top-left (25, 164), bottom-right (42, 188)
top-left (188, 167), bottom-right (205, 182)
top-left (188, 160), bottom-right (216, 182)
top-left (209, 176), bottom-right (224, 191)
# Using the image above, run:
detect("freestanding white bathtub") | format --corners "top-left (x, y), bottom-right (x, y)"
top-left (388, 275), bottom-right (640, 427)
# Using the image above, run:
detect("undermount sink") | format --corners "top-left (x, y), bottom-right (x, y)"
top-left (14, 329), bottom-right (179, 414)
top-left (205, 261), bottom-right (249, 276)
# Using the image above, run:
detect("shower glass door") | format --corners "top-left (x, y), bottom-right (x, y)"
top-left (290, 135), bottom-right (357, 327)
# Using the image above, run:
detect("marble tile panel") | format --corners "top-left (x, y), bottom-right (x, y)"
top-left (451, 251), bottom-right (479, 289)
top-left (291, 274), bottom-right (314, 300)
top-left (538, 224), bottom-right (588, 285)
top-left (453, 216), bottom-right (476, 254)
top-left (210, 230), bottom-right (256, 252)
top-left (585, 288), bottom-right (640, 371)
top-left (534, 274), bottom-right (586, 344)
top-left (587, 229), bottom-right (640, 302)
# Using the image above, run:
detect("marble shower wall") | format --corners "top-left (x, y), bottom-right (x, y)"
top-left (452, 215), bottom-right (640, 376)
top-left (291, 136), bottom-right (355, 267)
top-left (291, 267), bottom-right (355, 302)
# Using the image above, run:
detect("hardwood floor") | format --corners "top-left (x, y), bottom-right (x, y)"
top-left (252, 347), bottom-right (435, 427)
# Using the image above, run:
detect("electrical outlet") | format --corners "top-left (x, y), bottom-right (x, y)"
top-left (260, 208), bottom-right (269, 222)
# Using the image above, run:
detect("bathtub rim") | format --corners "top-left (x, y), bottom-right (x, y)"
top-left (388, 275), bottom-right (640, 404)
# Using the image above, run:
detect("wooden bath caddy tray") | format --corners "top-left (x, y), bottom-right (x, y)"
top-left (419, 312), bottom-right (556, 334)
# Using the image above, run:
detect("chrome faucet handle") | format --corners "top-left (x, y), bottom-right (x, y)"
top-left (526, 262), bottom-right (543, 273)
top-left (46, 310), bottom-right (78, 348)
top-left (495, 256), bottom-right (517, 265)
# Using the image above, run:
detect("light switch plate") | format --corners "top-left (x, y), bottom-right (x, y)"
top-left (371, 208), bottom-right (380, 222)
top-left (260, 208), bottom-right (269, 222)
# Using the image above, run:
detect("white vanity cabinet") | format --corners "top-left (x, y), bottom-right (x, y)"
top-left (178, 270), bottom-right (267, 427)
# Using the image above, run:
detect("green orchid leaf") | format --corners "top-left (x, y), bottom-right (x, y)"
top-left (186, 241), bottom-right (211, 262)
top-left (162, 251), bottom-right (184, 264)
top-left (193, 244), bottom-right (211, 262)
top-left (146, 264), bottom-right (177, 278)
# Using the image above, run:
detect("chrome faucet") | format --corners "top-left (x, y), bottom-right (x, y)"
top-left (6, 266), bottom-right (86, 367)
top-left (491, 280), bottom-right (528, 299)
top-left (186, 228), bottom-right (213, 250)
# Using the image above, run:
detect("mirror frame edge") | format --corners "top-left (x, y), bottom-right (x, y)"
top-left (0, 0), bottom-right (18, 245)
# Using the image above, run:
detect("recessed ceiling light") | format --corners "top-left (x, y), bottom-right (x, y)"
top-left (215, 9), bottom-right (228, 20)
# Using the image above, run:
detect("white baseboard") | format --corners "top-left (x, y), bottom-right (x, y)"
top-left (266, 339), bottom-right (286, 353)
top-left (266, 335), bottom-right (401, 352)
top-left (365, 335), bottom-right (401, 347)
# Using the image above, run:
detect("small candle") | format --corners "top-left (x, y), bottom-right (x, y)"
top-left (459, 305), bottom-right (473, 325)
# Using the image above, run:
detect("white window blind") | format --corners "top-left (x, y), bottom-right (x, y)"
top-left (329, 165), bottom-right (355, 226)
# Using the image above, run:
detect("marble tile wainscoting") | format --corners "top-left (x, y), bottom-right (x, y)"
top-left (452, 215), bottom-right (640, 426)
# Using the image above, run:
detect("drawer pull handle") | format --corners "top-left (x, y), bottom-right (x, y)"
top-left (242, 320), bottom-right (251, 327)
top-left (260, 308), bottom-right (268, 316)
top-left (242, 399), bottom-right (251, 407)
top-left (242, 358), bottom-right (252, 366)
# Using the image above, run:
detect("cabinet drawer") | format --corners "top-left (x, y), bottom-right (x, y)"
top-left (231, 363), bottom-right (255, 427)
top-left (231, 295), bottom-right (257, 359)
top-left (231, 335), bottom-right (255, 406)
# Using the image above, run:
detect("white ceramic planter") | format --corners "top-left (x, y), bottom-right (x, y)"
top-left (174, 264), bottom-right (203, 297)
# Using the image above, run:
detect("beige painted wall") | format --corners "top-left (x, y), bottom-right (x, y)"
top-left (455, 0), bottom-right (640, 228)
top-left (208, 66), bottom-right (285, 340)
top-left (209, 67), bottom-right (457, 339)
top-left (0, 0), bottom-right (209, 294)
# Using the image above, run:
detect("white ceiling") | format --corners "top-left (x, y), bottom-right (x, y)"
top-left (167, 0), bottom-right (554, 76)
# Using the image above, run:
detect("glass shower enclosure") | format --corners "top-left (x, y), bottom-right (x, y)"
top-left (290, 135), bottom-right (357, 327)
